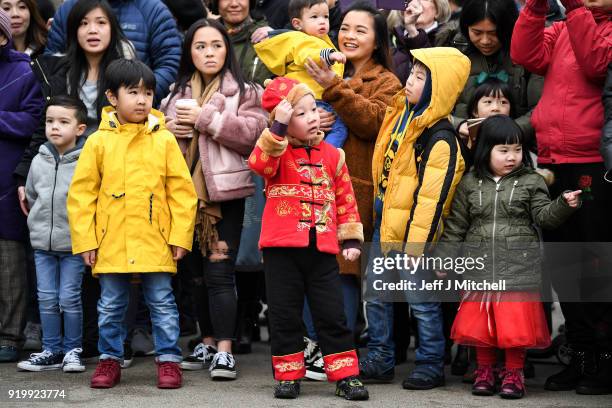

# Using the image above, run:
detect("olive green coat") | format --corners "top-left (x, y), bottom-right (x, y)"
top-left (228, 19), bottom-right (273, 86)
top-left (437, 167), bottom-right (576, 290)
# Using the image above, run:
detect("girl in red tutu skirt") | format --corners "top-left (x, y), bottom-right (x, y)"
top-left (436, 115), bottom-right (581, 399)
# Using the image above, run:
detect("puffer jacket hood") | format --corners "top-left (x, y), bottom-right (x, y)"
top-left (25, 138), bottom-right (85, 252)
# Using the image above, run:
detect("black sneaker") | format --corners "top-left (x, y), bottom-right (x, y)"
top-left (209, 351), bottom-right (237, 380)
top-left (336, 376), bottom-right (369, 400)
top-left (274, 380), bottom-right (300, 399)
top-left (17, 350), bottom-right (64, 371)
top-left (181, 343), bottom-right (217, 370)
top-left (304, 337), bottom-right (326, 381)
top-left (121, 342), bottom-right (133, 369)
top-left (359, 358), bottom-right (394, 383)
top-left (402, 366), bottom-right (445, 390)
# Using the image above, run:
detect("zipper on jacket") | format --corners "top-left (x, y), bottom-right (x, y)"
top-left (48, 160), bottom-right (59, 251)
top-left (491, 181), bottom-right (501, 281)
top-left (508, 180), bottom-right (518, 205)
top-left (149, 193), bottom-right (154, 224)
top-left (478, 180), bottom-right (483, 206)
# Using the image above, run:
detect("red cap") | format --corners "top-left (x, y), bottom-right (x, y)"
top-left (261, 77), bottom-right (301, 113)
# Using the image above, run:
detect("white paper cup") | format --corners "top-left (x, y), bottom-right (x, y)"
top-left (176, 98), bottom-right (199, 109)
top-left (174, 99), bottom-right (198, 138)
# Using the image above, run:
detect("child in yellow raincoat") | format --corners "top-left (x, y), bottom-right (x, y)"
top-left (67, 59), bottom-right (197, 390)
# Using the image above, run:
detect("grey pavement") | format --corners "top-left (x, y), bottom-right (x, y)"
top-left (1, 340), bottom-right (611, 408)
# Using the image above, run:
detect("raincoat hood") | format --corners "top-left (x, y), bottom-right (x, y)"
top-left (98, 106), bottom-right (167, 134)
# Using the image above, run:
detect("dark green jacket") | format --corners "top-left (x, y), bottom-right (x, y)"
top-left (437, 166), bottom-right (576, 290)
top-left (228, 19), bottom-right (273, 86)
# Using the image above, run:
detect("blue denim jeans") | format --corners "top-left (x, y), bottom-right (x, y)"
top-left (98, 273), bottom-right (181, 363)
top-left (410, 302), bottom-right (445, 375)
top-left (364, 227), bottom-right (395, 367)
top-left (364, 228), bottom-right (445, 375)
top-left (303, 274), bottom-right (360, 340)
top-left (34, 250), bottom-right (84, 353)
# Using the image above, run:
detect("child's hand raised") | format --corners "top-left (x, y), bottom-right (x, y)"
top-left (563, 190), bottom-right (582, 208)
top-left (172, 246), bottom-right (188, 261)
top-left (274, 99), bottom-right (294, 125)
top-left (342, 248), bottom-right (361, 262)
top-left (80, 250), bottom-right (97, 267)
top-left (329, 52), bottom-right (346, 65)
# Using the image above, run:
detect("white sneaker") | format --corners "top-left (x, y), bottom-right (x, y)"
top-left (62, 348), bottom-right (85, 372)
top-left (209, 351), bottom-right (237, 380)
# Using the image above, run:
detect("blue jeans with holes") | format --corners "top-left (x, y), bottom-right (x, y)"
top-left (98, 273), bottom-right (181, 363)
top-left (34, 250), bottom-right (84, 353)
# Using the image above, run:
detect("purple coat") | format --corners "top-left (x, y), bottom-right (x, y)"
top-left (0, 42), bottom-right (44, 241)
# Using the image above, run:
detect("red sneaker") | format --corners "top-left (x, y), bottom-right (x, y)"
top-left (91, 359), bottom-right (121, 388)
top-left (158, 361), bottom-right (182, 389)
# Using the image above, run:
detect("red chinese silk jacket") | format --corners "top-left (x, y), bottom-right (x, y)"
top-left (248, 128), bottom-right (364, 254)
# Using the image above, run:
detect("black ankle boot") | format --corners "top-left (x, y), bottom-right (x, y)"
top-left (576, 351), bottom-right (612, 395)
top-left (545, 349), bottom-right (588, 391)
top-left (451, 345), bottom-right (469, 376)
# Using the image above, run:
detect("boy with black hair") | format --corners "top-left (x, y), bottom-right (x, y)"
top-left (18, 95), bottom-right (87, 373)
top-left (253, 0), bottom-right (348, 147)
top-left (67, 59), bottom-right (197, 389)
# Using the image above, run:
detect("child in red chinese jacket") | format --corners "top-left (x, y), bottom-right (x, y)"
top-left (248, 77), bottom-right (368, 401)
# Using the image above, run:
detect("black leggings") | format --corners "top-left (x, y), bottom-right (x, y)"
top-left (203, 199), bottom-right (245, 341)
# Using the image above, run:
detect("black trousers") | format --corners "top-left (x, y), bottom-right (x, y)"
top-left (542, 163), bottom-right (612, 350)
top-left (263, 238), bottom-right (354, 357)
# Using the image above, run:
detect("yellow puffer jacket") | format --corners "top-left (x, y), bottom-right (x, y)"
top-left (372, 47), bottom-right (470, 255)
top-left (67, 107), bottom-right (197, 275)
top-left (254, 31), bottom-right (343, 99)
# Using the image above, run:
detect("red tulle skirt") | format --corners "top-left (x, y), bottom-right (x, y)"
top-left (451, 291), bottom-right (551, 349)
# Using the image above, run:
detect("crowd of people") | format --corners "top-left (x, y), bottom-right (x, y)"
top-left (0, 0), bottom-right (610, 402)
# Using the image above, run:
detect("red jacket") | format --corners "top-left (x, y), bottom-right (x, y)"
top-left (511, 6), bottom-right (612, 164)
top-left (248, 128), bottom-right (364, 254)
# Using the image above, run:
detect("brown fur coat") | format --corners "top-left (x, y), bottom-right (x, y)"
top-left (323, 59), bottom-right (402, 275)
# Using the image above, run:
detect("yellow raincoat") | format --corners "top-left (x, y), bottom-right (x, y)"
top-left (372, 47), bottom-right (470, 254)
top-left (254, 31), bottom-right (343, 99)
top-left (67, 107), bottom-right (197, 275)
